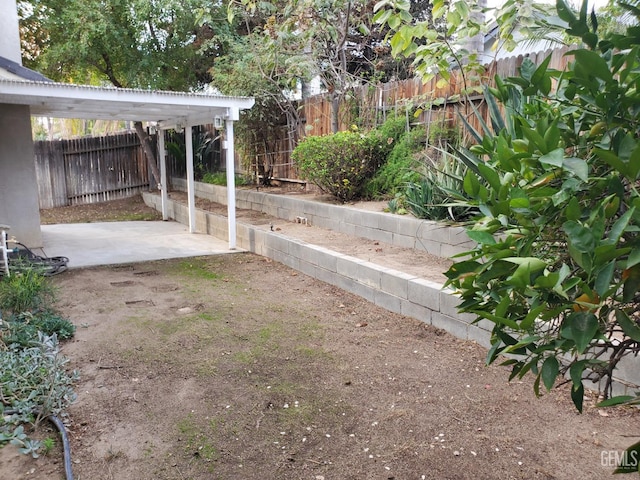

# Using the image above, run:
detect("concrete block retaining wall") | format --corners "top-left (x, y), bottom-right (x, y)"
top-left (170, 179), bottom-right (476, 257)
top-left (144, 187), bottom-right (640, 394)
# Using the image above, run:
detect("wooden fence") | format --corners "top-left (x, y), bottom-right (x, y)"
top-left (34, 132), bottom-right (151, 208)
top-left (254, 46), bottom-right (573, 182)
top-left (34, 47), bottom-right (572, 204)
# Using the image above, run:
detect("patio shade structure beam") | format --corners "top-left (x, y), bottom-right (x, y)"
top-left (0, 79), bottom-right (254, 248)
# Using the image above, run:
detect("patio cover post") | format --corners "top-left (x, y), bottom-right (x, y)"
top-left (157, 128), bottom-right (169, 221)
top-left (185, 124), bottom-right (196, 233)
top-left (225, 118), bottom-right (237, 250)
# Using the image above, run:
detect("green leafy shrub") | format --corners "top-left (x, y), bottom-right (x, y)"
top-left (365, 126), bottom-right (425, 198)
top-left (404, 180), bottom-right (447, 219)
top-left (293, 116), bottom-right (408, 202)
top-left (0, 268), bottom-right (56, 315)
top-left (201, 172), bottom-right (250, 186)
top-left (0, 333), bottom-right (79, 457)
top-left (404, 149), bottom-right (475, 221)
top-left (2, 311), bottom-right (76, 347)
top-left (293, 131), bottom-right (377, 202)
top-left (445, 0), bottom-right (640, 441)
top-left (0, 266), bottom-right (77, 459)
top-left (367, 115), bottom-right (410, 167)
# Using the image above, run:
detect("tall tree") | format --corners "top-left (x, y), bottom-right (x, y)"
top-left (18, 0), bottom-right (236, 185)
top-left (228, 0), bottom-right (426, 133)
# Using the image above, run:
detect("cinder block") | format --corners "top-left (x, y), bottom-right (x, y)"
top-left (416, 221), bottom-right (450, 242)
top-left (280, 206), bottom-right (298, 221)
top-left (356, 261), bottom-right (382, 289)
top-left (306, 245), bottom-right (338, 272)
top-left (339, 222), bottom-right (357, 236)
top-left (359, 226), bottom-right (393, 244)
top-left (343, 208), bottom-right (365, 227)
top-left (336, 255), bottom-right (361, 279)
top-left (272, 234), bottom-right (293, 255)
top-left (300, 199), bottom-right (320, 217)
top-left (380, 270), bottom-right (416, 299)
top-left (378, 214), bottom-right (401, 234)
top-left (278, 196), bottom-right (297, 212)
top-left (374, 289), bottom-right (402, 314)
top-left (474, 317), bottom-right (495, 332)
top-left (431, 311), bottom-right (469, 339)
top-left (613, 354), bottom-right (640, 389)
top-left (400, 300), bottom-right (433, 324)
top-left (263, 205), bottom-right (279, 217)
top-left (448, 225), bottom-right (472, 246)
top-left (440, 290), bottom-right (475, 324)
top-left (346, 279), bottom-right (376, 303)
top-left (298, 259), bottom-right (318, 278)
top-left (361, 211), bottom-right (383, 229)
top-left (392, 232), bottom-right (416, 250)
top-left (395, 217), bottom-right (423, 237)
top-left (414, 238), bottom-right (443, 256)
top-left (272, 249), bottom-right (299, 270)
top-left (315, 265), bottom-right (337, 285)
top-left (467, 326), bottom-right (492, 349)
top-left (441, 243), bottom-right (472, 259)
top-left (288, 239), bottom-right (308, 261)
top-left (407, 278), bottom-right (441, 311)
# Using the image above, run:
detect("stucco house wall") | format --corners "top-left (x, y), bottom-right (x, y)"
top-left (0, 0), bottom-right (43, 247)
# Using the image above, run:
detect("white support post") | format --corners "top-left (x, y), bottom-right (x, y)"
top-left (158, 129), bottom-right (169, 221)
top-left (225, 119), bottom-right (237, 250)
top-left (185, 125), bottom-right (196, 233)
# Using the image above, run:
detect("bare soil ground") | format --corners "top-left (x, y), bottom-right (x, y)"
top-left (2, 194), bottom-right (638, 480)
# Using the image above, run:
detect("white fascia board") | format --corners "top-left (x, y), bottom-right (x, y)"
top-left (0, 80), bottom-right (254, 125)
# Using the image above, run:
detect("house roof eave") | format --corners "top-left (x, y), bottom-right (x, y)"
top-left (0, 79), bottom-right (254, 127)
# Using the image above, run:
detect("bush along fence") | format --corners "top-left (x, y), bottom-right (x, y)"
top-left (250, 47), bottom-right (574, 183)
top-left (33, 48), bottom-right (572, 206)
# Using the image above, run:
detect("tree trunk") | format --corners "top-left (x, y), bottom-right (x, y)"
top-left (331, 92), bottom-right (340, 134)
top-left (134, 121), bottom-right (161, 190)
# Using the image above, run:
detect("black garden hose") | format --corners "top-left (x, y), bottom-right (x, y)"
top-left (6, 242), bottom-right (68, 276)
top-left (4, 410), bottom-right (74, 480)
top-left (46, 414), bottom-right (74, 480)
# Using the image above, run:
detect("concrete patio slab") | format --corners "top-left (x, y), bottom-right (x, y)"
top-left (38, 221), bottom-right (241, 269)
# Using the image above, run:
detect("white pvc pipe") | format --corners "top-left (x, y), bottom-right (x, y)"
top-left (225, 119), bottom-right (237, 249)
top-left (185, 125), bottom-right (196, 233)
top-left (158, 129), bottom-right (168, 221)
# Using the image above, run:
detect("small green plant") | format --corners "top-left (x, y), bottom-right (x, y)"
top-left (3, 311), bottom-right (76, 347)
top-left (201, 172), bottom-right (250, 186)
top-left (0, 425), bottom-right (42, 458)
top-left (0, 333), bottom-right (78, 457)
top-left (385, 193), bottom-right (408, 215)
top-left (41, 437), bottom-right (55, 455)
top-left (0, 268), bottom-right (56, 314)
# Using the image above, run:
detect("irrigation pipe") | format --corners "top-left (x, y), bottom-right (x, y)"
top-left (5, 409), bottom-right (74, 480)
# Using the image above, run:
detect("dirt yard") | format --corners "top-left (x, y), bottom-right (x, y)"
top-left (2, 194), bottom-right (638, 480)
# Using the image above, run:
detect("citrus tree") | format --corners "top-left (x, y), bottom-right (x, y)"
top-left (442, 0), bottom-right (640, 471)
